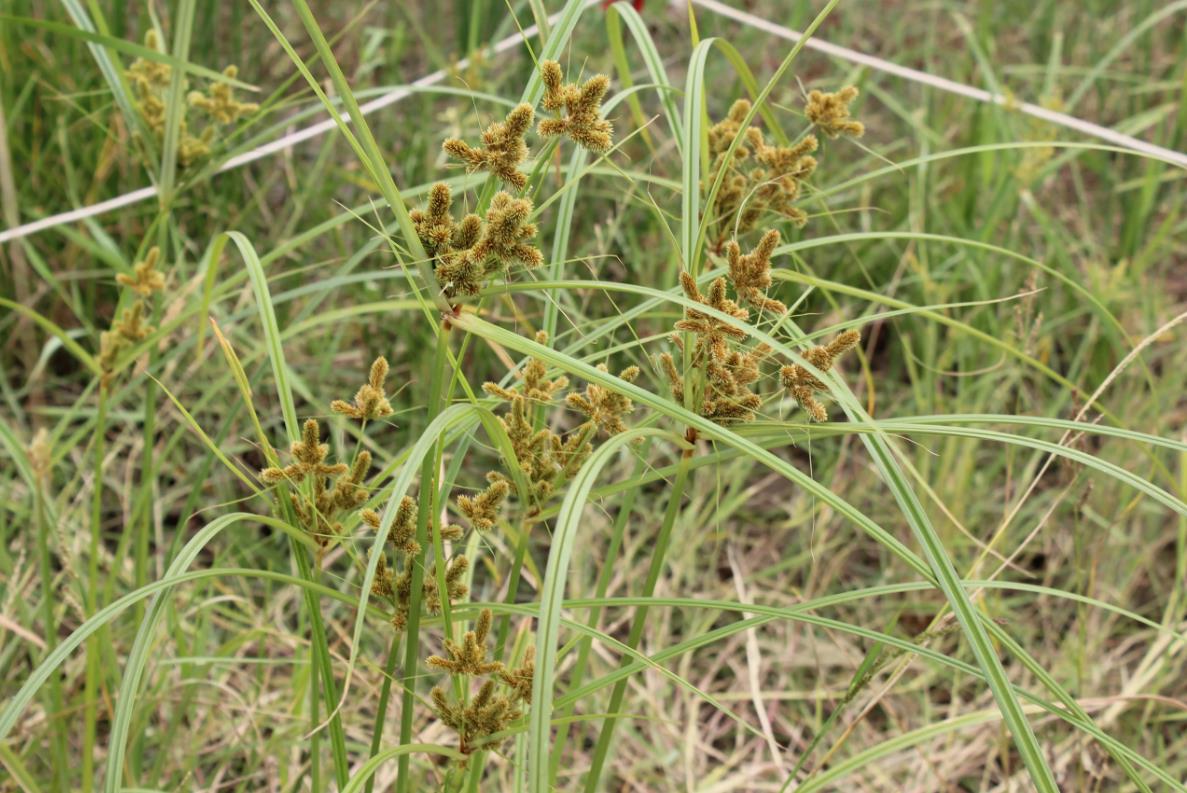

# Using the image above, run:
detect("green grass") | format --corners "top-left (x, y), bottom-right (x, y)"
top-left (3, 1), bottom-right (1187, 791)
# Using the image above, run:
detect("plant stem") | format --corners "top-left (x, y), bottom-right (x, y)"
top-left (82, 387), bottom-right (107, 792)
top-left (396, 320), bottom-right (451, 793)
top-left (582, 449), bottom-right (693, 791)
top-left (362, 629), bottom-right (403, 793)
top-left (136, 362), bottom-right (157, 610)
top-left (33, 463), bottom-right (68, 791)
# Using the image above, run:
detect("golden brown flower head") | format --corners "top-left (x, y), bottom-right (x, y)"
top-left (116, 247), bottom-right (166, 297)
top-left (260, 419), bottom-right (348, 483)
top-left (412, 185), bottom-right (541, 298)
top-left (98, 302), bottom-right (155, 380)
top-left (428, 608), bottom-right (504, 676)
top-left (422, 555), bottom-right (470, 615)
top-left (484, 331), bottom-right (570, 403)
top-left (457, 476), bottom-right (510, 531)
top-left (537, 60), bottom-right (613, 153)
top-left (704, 99), bottom-right (822, 237)
top-left (410, 182), bottom-right (457, 251)
top-left (188, 65), bottom-right (258, 124)
top-left (725, 230), bottom-right (786, 315)
top-left (443, 103), bottom-right (534, 190)
top-left (127, 31), bottom-right (171, 91)
top-left (469, 191), bottom-right (543, 272)
top-left (565, 363), bottom-right (640, 437)
top-left (780, 329), bottom-right (861, 421)
top-left (675, 273), bottom-right (750, 361)
top-left (499, 645), bottom-right (535, 704)
top-left (805, 86), bottom-right (864, 139)
top-left (331, 356), bottom-right (395, 421)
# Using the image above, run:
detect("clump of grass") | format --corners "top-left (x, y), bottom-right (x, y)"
top-left (14, 5), bottom-right (1185, 792)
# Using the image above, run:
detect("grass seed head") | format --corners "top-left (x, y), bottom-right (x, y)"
top-left (805, 86), bottom-right (864, 138)
top-left (443, 103), bottom-right (534, 189)
top-left (331, 355), bottom-right (394, 421)
top-left (537, 60), bottom-right (614, 153)
top-left (725, 230), bottom-right (786, 315)
top-left (780, 329), bottom-right (862, 421)
top-left (457, 477), bottom-right (510, 530)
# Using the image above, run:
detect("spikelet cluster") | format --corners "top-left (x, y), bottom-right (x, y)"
top-left (779, 329), bottom-right (862, 421)
top-left (661, 272), bottom-right (770, 424)
top-left (443, 104), bottom-right (534, 190)
top-left (483, 332), bottom-right (638, 504)
top-left (725, 229), bottom-right (786, 315)
top-left (457, 475), bottom-right (510, 531)
top-left (566, 364), bottom-right (641, 437)
top-left (361, 494), bottom-right (468, 630)
top-left (188, 66), bottom-right (259, 124)
top-left (410, 183), bottom-right (542, 299)
top-left (126, 31), bottom-right (257, 167)
top-left (705, 99), bottom-right (820, 242)
top-left (661, 255), bottom-right (861, 425)
top-left (260, 419), bottom-right (370, 551)
top-left (331, 356), bottom-right (394, 421)
top-left (99, 246), bottom-right (166, 385)
top-left (804, 86), bottom-right (864, 139)
top-left (428, 609), bottom-right (535, 759)
top-left (538, 60), bottom-right (613, 153)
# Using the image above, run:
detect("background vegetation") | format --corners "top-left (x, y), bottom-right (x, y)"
top-left (2, 1), bottom-right (1186, 790)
